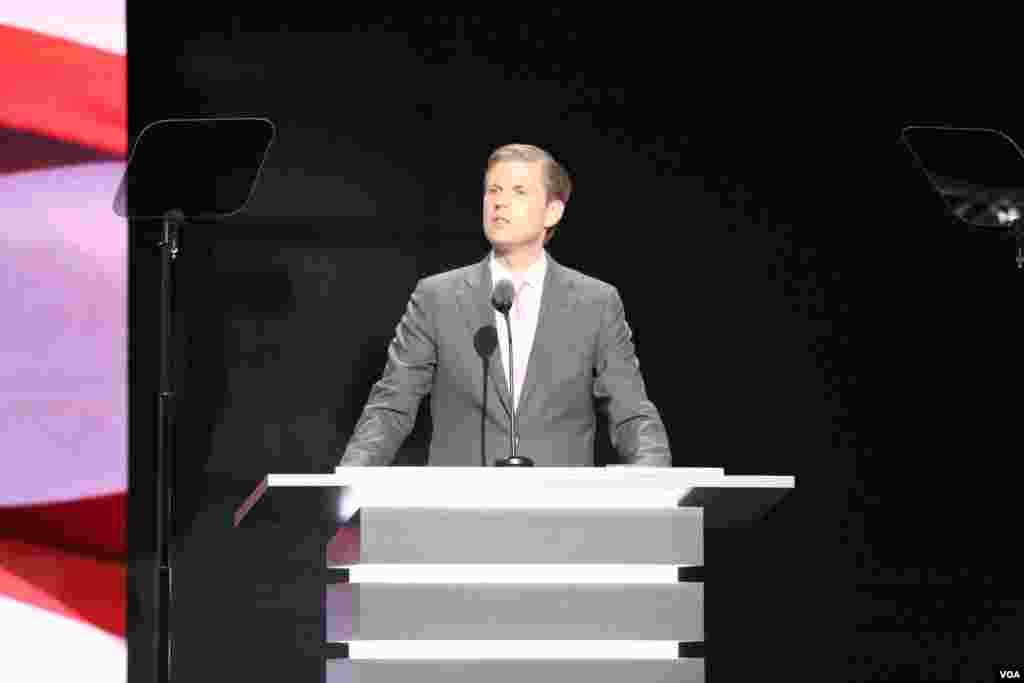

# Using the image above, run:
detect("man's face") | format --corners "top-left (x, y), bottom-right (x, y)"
top-left (483, 160), bottom-right (563, 250)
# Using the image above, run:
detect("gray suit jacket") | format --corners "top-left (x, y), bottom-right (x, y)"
top-left (339, 253), bottom-right (672, 467)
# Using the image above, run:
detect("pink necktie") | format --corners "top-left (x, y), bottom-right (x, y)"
top-left (513, 278), bottom-right (528, 321)
top-left (512, 278), bottom-right (528, 399)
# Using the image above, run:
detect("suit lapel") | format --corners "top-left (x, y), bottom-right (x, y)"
top-left (457, 256), bottom-right (512, 418)
top-left (517, 256), bottom-right (578, 415)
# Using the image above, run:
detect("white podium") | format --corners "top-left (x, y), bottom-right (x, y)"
top-left (234, 466), bottom-right (795, 683)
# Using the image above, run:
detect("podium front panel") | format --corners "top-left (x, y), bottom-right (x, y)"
top-left (327, 658), bottom-right (705, 683)
top-left (335, 507), bottom-right (702, 565)
top-left (327, 582), bottom-right (702, 641)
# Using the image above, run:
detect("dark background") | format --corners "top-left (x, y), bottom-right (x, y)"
top-left (127, 12), bottom-right (1022, 682)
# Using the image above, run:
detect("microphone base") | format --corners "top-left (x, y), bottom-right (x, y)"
top-left (495, 455), bottom-right (535, 467)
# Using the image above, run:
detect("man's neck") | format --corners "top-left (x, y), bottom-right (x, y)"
top-left (494, 245), bottom-right (544, 275)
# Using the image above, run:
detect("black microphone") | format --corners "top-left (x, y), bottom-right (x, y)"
top-left (490, 279), bottom-right (534, 467)
top-left (473, 325), bottom-right (499, 468)
top-left (490, 279), bottom-right (515, 315)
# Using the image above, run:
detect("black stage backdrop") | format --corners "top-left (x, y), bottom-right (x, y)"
top-left (126, 13), bottom-right (1023, 683)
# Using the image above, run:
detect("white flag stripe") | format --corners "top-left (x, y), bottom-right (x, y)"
top-left (0, 596), bottom-right (125, 681)
top-left (0, 162), bottom-right (128, 507)
top-left (2, 3), bottom-right (125, 54)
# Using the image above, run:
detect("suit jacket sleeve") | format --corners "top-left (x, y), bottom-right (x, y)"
top-left (593, 286), bottom-right (672, 466)
top-left (339, 278), bottom-right (437, 466)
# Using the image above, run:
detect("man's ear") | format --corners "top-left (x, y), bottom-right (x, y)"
top-left (545, 199), bottom-right (565, 227)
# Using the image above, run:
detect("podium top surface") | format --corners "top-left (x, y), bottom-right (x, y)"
top-left (234, 467), bottom-right (796, 528)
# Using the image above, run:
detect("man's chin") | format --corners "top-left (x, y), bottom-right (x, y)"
top-left (485, 233), bottom-right (541, 252)
top-left (485, 233), bottom-right (514, 248)
top-left (489, 240), bottom-right (524, 254)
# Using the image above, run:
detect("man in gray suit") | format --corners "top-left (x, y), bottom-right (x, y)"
top-left (339, 144), bottom-right (671, 467)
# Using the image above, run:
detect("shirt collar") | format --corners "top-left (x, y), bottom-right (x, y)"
top-left (490, 249), bottom-right (547, 291)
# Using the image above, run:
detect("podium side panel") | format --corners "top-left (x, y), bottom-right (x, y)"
top-left (680, 486), bottom-right (791, 528)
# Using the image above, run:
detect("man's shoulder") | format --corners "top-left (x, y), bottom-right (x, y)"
top-left (418, 260), bottom-right (480, 293)
top-left (557, 262), bottom-right (616, 298)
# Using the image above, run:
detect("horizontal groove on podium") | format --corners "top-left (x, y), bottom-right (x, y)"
top-left (327, 640), bottom-right (683, 659)
top-left (326, 584), bottom-right (702, 640)
top-left (679, 641), bottom-right (705, 658)
top-left (323, 642), bottom-right (349, 659)
top-left (326, 657), bottom-right (706, 683)
top-left (326, 564), bottom-right (701, 584)
top-left (347, 507), bottom-right (702, 564)
top-left (677, 565), bottom-right (704, 582)
top-left (327, 567), bottom-right (349, 583)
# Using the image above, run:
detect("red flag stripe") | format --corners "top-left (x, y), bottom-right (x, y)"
top-left (0, 538), bottom-right (126, 637)
top-left (0, 24), bottom-right (126, 156)
top-left (0, 492), bottom-right (126, 558)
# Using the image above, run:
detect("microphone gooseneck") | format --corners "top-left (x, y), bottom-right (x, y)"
top-left (501, 313), bottom-right (517, 464)
top-left (492, 279), bottom-right (517, 466)
top-left (490, 279), bottom-right (532, 467)
top-left (473, 325), bottom-right (499, 468)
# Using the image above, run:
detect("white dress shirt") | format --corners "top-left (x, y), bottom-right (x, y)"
top-left (490, 249), bottom-right (547, 411)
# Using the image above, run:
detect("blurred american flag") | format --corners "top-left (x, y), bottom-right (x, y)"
top-left (2, 5), bottom-right (127, 680)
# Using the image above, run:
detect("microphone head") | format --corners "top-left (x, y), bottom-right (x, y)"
top-left (491, 279), bottom-right (515, 315)
top-left (473, 325), bottom-right (499, 359)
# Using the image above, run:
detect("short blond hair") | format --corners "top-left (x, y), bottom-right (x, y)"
top-left (486, 143), bottom-right (572, 244)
